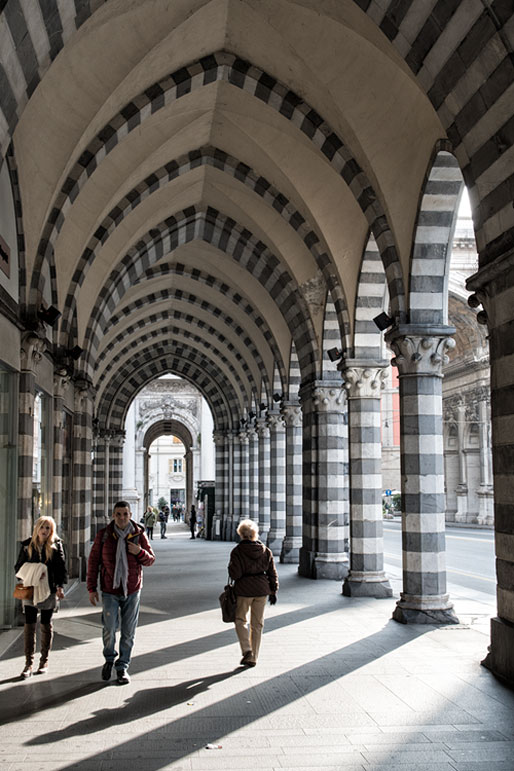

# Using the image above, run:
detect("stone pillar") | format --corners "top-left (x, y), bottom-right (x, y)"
top-left (386, 326), bottom-right (458, 624)
top-left (73, 378), bottom-right (94, 580)
top-left (468, 255), bottom-right (514, 685)
top-left (299, 381), bottom-right (349, 579)
top-left (121, 403), bottom-right (140, 517)
top-left (256, 417), bottom-right (271, 543)
top-left (280, 402), bottom-right (302, 563)
top-left (267, 409), bottom-right (286, 556)
top-left (248, 424), bottom-right (259, 523)
top-left (18, 333), bottom-right (46, 539)
top-left (455, 401), bottom-right (468, 523)
top-left (107, 430), bottom-right (125, 507)
top-left (212, 430), bottom-right (225, 540)
top-left (238, 429), bottom-right (250, 521)
top-left (52, 368), bottom-right (70, 531)
top-left (93, 429), bottom-right (110, 530)
top-left (341, 362), bottom-right (392, 598)
top-left (477, 397), bottom-right (494, 526)
top-left (185, 448), bottom-right (194, 512)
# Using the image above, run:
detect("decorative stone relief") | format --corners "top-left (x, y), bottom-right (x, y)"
top-left (21, 332), bottom-right (46, 372)
top-left (312, 384), bottom-right (345, 412)
top-left (281, 403), bottom-right (302, 427)
top-left (300, 271), bottom-right (325, 316)
top-left (389, 334), bottom-right (456, 376)
top-left (343, 366), bottom-right (388, 399)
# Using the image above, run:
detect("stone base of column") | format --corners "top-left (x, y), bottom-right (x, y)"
top-left (299, 548), bottom-right (348, 579)
top-left (477, 486), bottom-right (494, 526)
top-left (392, 593), bottom-right (459, 625)
top-left (280, 537), bottom-right (302, 564)
top-left (211, 515), bottom-right (222, 540)
top-left (482, 617), bottom-right (514, 687)
top-left (342, 571), bottom-right (392, 598)
top-left (259, 526), bottom-right (270, 545)
top-left (455, 487), bottom-right (468, 523)
top-left (267, 531), bottom-right (284, 556)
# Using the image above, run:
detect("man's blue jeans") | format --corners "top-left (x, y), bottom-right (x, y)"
top-left (102, 591), bottom-right (140, 672)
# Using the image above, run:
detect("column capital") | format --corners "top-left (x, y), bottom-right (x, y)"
top-left (341, 361), bottom-right (389, 399)
top-left (212, 430), bottom-right (226, 446)
top-left (280, 402), bottom-right (302, 427)
top-left (53, 367), bottom-right (71, 399)
top-left (238, 430), bottom-right (249, 445)
top-left (313, 383), bottom-right (345, 412)
top-left (385, 325), bottom-right (455, 376)
top-left (266, 409), bottom-right (285, 431)
top-left (96, 427), bottom-right (125, 446)
top-left (21, 332), bottom-right (46, 372)
top-left (255, 416), bottom-right (270, 439)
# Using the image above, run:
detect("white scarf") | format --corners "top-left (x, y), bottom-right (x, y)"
top-left (16, 562), bottom-right (50, 605)
top-left (113, 522), bottom-right (134, 597)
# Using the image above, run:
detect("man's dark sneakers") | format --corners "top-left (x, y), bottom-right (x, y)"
top-left (117, 670), bottom-right (131, 685)
top-left (101, 662), bottom-right (113, 681)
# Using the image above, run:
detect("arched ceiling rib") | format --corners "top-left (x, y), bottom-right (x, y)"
top-left (144, 420), bottom-right (193, 452)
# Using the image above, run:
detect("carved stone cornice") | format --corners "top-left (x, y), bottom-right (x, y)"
top-left (342, 364), bottom-right (388, 399)
top-left (386, 326), bottom-right (456, 377)
top-left (20, 332), bottom-right (46, 372)
top-left (281, 402), bottom-right (302, 427)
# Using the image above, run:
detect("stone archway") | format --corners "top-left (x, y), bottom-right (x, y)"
top-left (143, 419), bottom-right (194, 514)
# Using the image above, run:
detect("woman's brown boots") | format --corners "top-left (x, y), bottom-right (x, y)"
top-left (37, 623), bottom-right (53, 674)
top-left (21, 622), bottom-right (36, 678)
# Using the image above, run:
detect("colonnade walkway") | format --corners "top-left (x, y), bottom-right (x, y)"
top-left (1, 521), bottom-right (513, 771)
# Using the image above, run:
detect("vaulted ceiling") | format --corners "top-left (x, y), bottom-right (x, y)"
top-left (3, 0), bottom-right (512, 429)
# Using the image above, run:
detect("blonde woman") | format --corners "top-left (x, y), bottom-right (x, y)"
top-left (228, 519), bottom-right (278, 667)
top-left (14, 516), bottom-right (67, 678)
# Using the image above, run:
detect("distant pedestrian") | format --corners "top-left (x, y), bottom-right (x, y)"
top-left (158, 508), bottom-right (169, 539)
top-left (228, 519), bottom-right (278, 667)
top-left (189, 505), bottom-right (197, 539)
top-left (87, 501), bottom-right (155, 684)
top-left (143, 506), bottom-right (157, 540)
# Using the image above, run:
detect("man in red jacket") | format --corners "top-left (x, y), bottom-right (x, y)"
top-left (87, 501), bottom-right (155, 684)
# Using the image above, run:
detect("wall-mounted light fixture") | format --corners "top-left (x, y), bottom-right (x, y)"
top-left (38, 305), bottom-right (61, 327)
top-left (327, 347), bottom-right (342, 362)
top-left (66, 345), bottom-right (83, 360)
top-left (272, 393), bottom-right (282, 403)
top-left (373, 312), bottom-right (394, 331)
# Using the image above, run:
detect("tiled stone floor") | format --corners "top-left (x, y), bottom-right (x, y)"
top-left (1, 521), bottom-right (513, 771)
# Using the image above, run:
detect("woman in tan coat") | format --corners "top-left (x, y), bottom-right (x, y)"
top-left (228, 519), bottom-right (278, 667)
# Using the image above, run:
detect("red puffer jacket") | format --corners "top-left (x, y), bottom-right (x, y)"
top-left (87, 520), bottom-right (155, 596)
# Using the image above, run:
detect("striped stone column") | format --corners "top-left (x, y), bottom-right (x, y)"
top-left (18, 333), bottom-right (46, 539)
top-left (52, 369), bottom-right (70, 532)
top-left (109, 430), bottom-right (125, 507)
top-left (299, 381), bottom-right (349, 579)
top-left (280, 402), bottom-right (303, 563)
top-left (223, 431), bottom-right (232, 536)
top-left (468, 264), bottom-right (514, 682)
top-left (92, 428), bottom-right (108, 531)
top-left (73, 378), bottom-right (94, 579)
top-left (386, 326), bottom-right (458, 624)
top-left (267, 409), bottom-right (286, 556)
top-left (248, 424), bottom-right (259, 523)
top-left (341, 361), bottom-right (392, 598)
top-left (212, 430), bottom-right (225, 540)
top-left (255, 416), bottom-right (271, 543)
top-left (230, 430), bottom-right (241, 540)
top-left (238, 429), bottom-right (250, 521)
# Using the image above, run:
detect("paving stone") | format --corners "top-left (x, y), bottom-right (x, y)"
top-left (0, 529), bottom-right (507, 771)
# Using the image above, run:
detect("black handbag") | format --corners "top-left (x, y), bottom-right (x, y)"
top-left (219, 579), bottom-right (236, 623)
